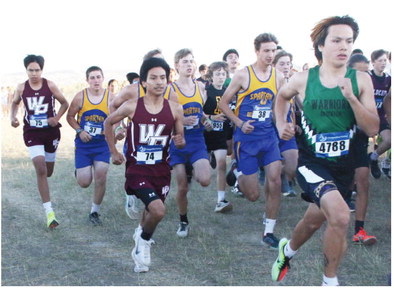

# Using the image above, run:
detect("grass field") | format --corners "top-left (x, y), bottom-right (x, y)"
top-left (1, 117), bottom-right (391, 286)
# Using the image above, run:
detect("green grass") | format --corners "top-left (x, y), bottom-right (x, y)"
top-left (1, 118), bottom-right (391, 286)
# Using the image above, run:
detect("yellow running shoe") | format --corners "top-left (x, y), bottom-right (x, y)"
top-left (47, 211), bottom-right (59, 230)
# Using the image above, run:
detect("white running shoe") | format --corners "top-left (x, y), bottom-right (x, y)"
top-left (176, 222), bottom-right (189, 238)
top-left (133, 262), bottom-right (149, 273)
top-left (125, 194), bottom-right (141, 219)
top-left (131, 235), bottom-right (151, 267)
top-left (133, 226), bottom-right (156, 245)
top-left (214, 200), bottom-right (233, 213)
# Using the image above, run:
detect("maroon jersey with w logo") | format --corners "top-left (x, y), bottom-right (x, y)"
top-left (21, 78), bottom-right (59, 132)
top-left (125, 97), bottom-right (175, 177)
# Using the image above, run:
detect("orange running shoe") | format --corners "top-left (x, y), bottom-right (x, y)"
top-left (353, 228), bottom-right (377, 246)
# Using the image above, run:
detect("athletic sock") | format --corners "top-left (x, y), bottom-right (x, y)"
top-left (284, 240), bottom-right (297, 258)
top-left (264, 218), bottom-right (276, 235)
top-left (322, 274), bottom-right (339, 286)
top-left (234, 168), bottom-right (242, 179)
top-left (43, 201), bottom-right (53, 215)
top-left (91, 203), bottom-right (100, 214)
top-left (355, 220), bottom-right (364, 234)
top-left (217, 191), bottom-right (226, 202)
top-left (141, 230), bottom-right (152, 241)
top-left (180, 214), bottom-right (188, 224)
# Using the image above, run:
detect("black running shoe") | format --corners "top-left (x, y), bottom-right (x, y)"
top-left (185, 161), bottom-right (193, 183)
top-left (209, 152), bottom-right (217, 169)
top-left (226, 161), bottom-right (237, 186)
top-left (369, 153), bottom-right (381, 179)
top-left (89, 212), bottom-right (102, 225)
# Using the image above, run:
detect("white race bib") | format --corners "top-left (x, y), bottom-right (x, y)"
top-left (136, 145), bottom-right (163, 165)
top-left (315, 132), bottom-right (350, 157)
top-left (251, 106), bottom-right (271, 122)
top-left (84, 122), bottom-right (103, 136)
top-left (29, 115), bottom-right (48, 128)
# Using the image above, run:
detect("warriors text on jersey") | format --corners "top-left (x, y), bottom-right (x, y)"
top-left (234, 65), bottom-right (277, 141)
top-left (125, 97), bottom-right (175, 177)
top-left (21, 78), bottom-right (59, 132)
top-left (299, 65), bottom-right (359, 167)
top-left (76, 88), bottom-right (109, 146)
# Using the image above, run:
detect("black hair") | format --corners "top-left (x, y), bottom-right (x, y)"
top-left (347, 54), bottom-right (369, 68)
top-left (222, 49), bottom-right (239, 61)
top-left (126, 72), bottom-right (140, 84)
top-left (139, 57), bottom-right (171, 88)
top-left (85, 66), bottom-right (103, 79)
top-left (24, 54), bottom-right (45, 69)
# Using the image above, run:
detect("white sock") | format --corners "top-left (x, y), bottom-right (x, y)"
top-left (284, 240), bottom-right (297, 258)
top-left (43, 201), bottom-right (53, 215)
top-left (91, 203), bottom-right (100, 214)
top-left (217, 191), bottom-right (226, 202)
top-left (322, 274), bottom-right (339, 286)
top-left (234, 168), bottom-right (242, 178)
top-left (264, 218), bottom-right (276, 235)
top-left (370, 151), bottom-right (379, 161)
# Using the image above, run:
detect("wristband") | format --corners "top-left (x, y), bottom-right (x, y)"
top-left (240, 121), bottom-right (246, 130)
top-left (76, 128), bottom-right (83, 135)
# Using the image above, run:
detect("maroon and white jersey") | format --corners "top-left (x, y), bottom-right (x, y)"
top-left (21, 78), bottom-right (59, 132)
top-left (125, 97), bottom-right (175, 177)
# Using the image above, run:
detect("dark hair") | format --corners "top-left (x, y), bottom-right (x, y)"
top-left (273, 50), bottom-right (293, 65)
top-left (371, 49), bottom-right (388, 62)
top-left (254, 33), bottom-right (278, 51)
top-left (139, 57), bottom-right (171, 87)
top-left (126, 72), bottom-right (140, 84)
top-left (207, 61), bottom-right (229, 81)
top-left (347, 54), bottom-right (369, 68)
top-left (351, 48), bottom-right (363, 55)
top-left (222, 49), bottom-right (239, 61)
top-left (310, 15), bottom-right (359, 62)
top-left (85, 66), bottom-right (103, 79)
top-left (24, 54), bottom-right (45, 69)
top-left (199, 64), bottom-right (207, 72)
top-left (108, 79), bottom-right (117, 86)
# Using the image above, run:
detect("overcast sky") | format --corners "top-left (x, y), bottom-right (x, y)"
top-left (1, 0), bottom-right (392, 78)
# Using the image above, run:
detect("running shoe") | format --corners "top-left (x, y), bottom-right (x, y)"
top-left (272, 238), bottom-right (292, 281)
top-left (381, 157), bottom-right (391, 179)
top-left (214, 200), bottom-right (233, 213)
top-left (131, 234), bottom-right (151, 267)
top-left (231, 182), bottom-right (244, 197)
top-left (346, 198), bottom-right (355, 213)
top-left (89, 212), bottom-right (102, 225)
top-left (176, 222), bottom-right (189, 238)
top-left (47, 211), bottom-right (59, 230)
top-left (125, 194), bottom-right (140, 220)
top-left (369, 153), bottom-right (381, 179)
top-left (133, 226), bottom-right (156, 245)
top-left (133, 262), bottom-right (149, 273)
top-left (352, 228), bottom-right (377, 246)
top-left (262, 233), bottom-right (279, 250)
top-left (226, 161), bottom-right (237, 186)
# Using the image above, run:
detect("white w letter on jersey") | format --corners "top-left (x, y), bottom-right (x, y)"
top-left (139, 124), bottom-right (168, 146)
top-left (27, 96), bottom-right (48, 114)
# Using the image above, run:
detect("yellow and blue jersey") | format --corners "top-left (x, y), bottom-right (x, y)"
top-left (234, 65), bottom-right (277, 141)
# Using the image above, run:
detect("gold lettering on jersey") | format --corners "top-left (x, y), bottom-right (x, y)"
top-left (85, 115), bottom-right (105, 123)
top-left (249, 91), bottom-right (273, 105)
top-left (184, 107), bottom-right (201, 115)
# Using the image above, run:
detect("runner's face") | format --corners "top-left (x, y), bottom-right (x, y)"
top-left (372, 54), bottom-right (388, 74)
top-left (176, 54), bottom-right (194, 77)
top-left (26, 62), bottom-right (42, 83)
top-left (256, 42), bottom-right (277, 65)
top-left (275, 56), bottom-right (292, 78)
top-left (143, 67), bottom-right (167, 96)
top-left (320, 24), bottom-right (354, 67)
top-left (226, 53), bottom-right (239, 71)
top-left (87, 70), bottom-right (104, 91)
top-left (211, 68), bottom-right (227, 88)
